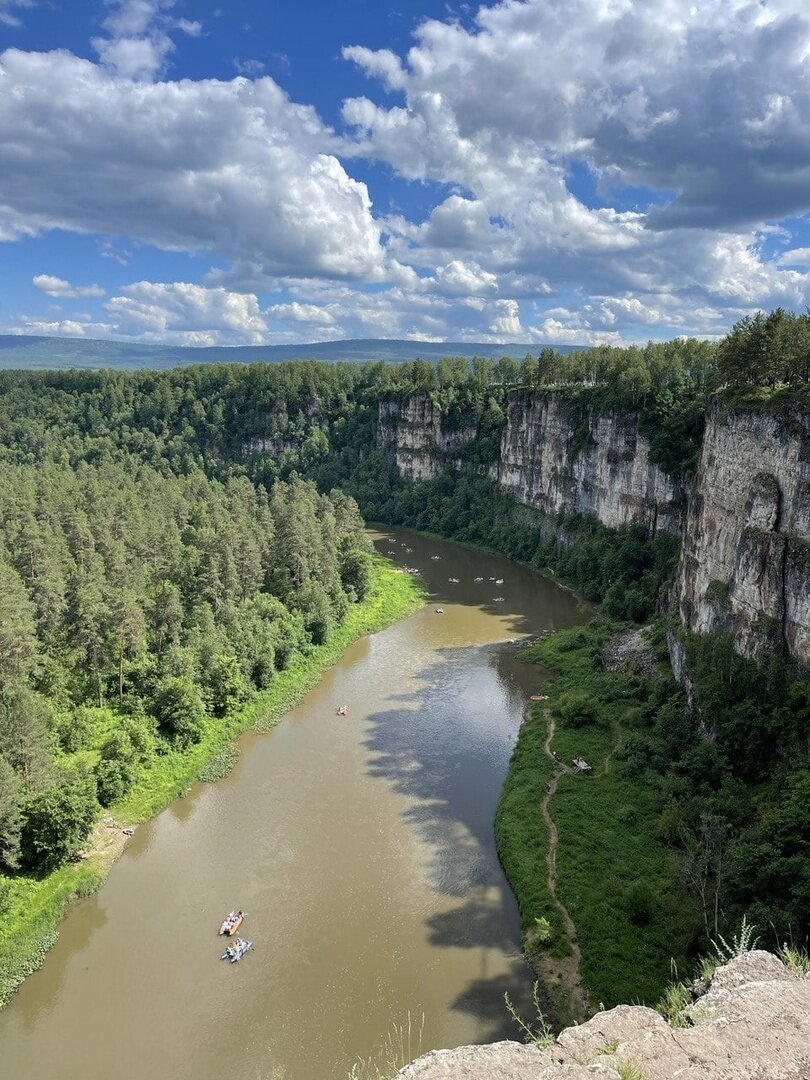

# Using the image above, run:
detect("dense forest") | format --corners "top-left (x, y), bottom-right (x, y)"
top-left (0, 462), bottom-right (373, 874)
top-left (0, 307), bottom-right (808, 999)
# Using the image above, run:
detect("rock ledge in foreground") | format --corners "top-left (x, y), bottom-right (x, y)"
top-left (397, 951), bottom-right (810, 1080)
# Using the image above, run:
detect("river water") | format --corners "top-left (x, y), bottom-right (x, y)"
top-left (0, 529), bottom-right (589, 1080)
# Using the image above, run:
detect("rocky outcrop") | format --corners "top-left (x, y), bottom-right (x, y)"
top-left (673, 400), bottom-right (810, 666)
top-left (378, 395), bottom-right (481, 481)
top-left (498, 393), bottom-right (684, 535)
top-left (396, 952), bottom-right (810, 1079)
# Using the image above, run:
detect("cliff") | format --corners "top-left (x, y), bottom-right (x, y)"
top-left (498, 393), bottom-right (683, 534)
top-left (673, 398), bottom-right (810, 667)
top-left (378, 392), bottom-right (684, 534)
top-left (396, 951), bottom-right (810, 1079)
top-left (377, 395), bottom-right (482, 482)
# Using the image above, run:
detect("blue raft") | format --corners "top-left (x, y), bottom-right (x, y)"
top-left (221, 936), bottom-right (253, 963)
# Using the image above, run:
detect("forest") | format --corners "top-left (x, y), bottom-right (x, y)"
top-left (0, 463), bottom-right (374, 875)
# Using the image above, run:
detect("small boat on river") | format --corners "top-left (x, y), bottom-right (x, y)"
top-left (336, 705), bottom-right (349, 716)
top-left (219, 910), bottom-right (245, 935)
top-left (221, 937), bottom-right (253, 962)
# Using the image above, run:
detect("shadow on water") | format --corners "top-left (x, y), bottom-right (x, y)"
top-left (366, 528), bottom-right (590, 1039)
top-left (362, 645), bottom-right (540, 1042)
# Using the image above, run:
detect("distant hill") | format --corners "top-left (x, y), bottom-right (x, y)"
top-left (0, 335), bottom-right (586, 371)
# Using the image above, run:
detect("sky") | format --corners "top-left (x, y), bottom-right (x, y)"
top-left (0, 0), bottom-right (809, 347)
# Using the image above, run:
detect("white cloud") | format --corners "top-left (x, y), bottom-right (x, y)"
top-left (266, 302), bottom-right (337, 327)
top-left (12, 318), bottom-right (114, 337)
top-left (0, 49), bottom-right (383, 280)
top-left (234, 58), bottom-right (265, 77)
top-left (0, 0), bottom-right (34, 28)
top-left (92, 0), bottom-right (201, 81)
top-left (341, 46), bottom-right (406, 91)
top-left (4, 0), bottom-right (810, 346)
top-left (339, 0), bottom-right (810, 338)
top-left (33, 274), bottom-right (106, 299)
top-left (104, 282), bottom-right (269, 343)
top-left (777, 247), bottom-right (810, 267)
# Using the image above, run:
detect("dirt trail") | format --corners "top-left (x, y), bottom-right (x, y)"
top-left (536, 710), bottom-right (590, 1023)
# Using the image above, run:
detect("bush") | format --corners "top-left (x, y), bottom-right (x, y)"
top-left (20, 765), bottom-right (98, 872)
top-left (556, 690), bottom-right (599, 728)
top-left (150, 677), bottom-right (207, 748)
top-left (624, 880), bottom-right (656, 926)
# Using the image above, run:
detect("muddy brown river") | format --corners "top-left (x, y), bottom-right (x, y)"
top-left (0, 529), bottom-right (589, 1080)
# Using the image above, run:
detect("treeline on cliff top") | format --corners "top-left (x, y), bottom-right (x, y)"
top-left (0, 463), bottom-right (374, 876)
top-left (1, 308), bottom-right (807, 485)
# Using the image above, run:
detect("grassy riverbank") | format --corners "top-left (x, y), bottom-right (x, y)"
top-left (0, 559), bottom-right (423, 1007)
top-left (496, 619), bottom-right (696, 1016)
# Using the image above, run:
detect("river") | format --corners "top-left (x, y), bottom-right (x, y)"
top-left (0, 529), bottom-right (589, 1080)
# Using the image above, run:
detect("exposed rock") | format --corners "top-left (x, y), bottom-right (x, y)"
top-left (397, 1042), bottom-right (552, 1079)
top-left (396, 953), bottom-right (810, 1079)
top-left (378, 395), bottom-right (482, 482)
top-left (497, 393), bottom-right (684, 536)
top-left (601, 629), bottom-right (658, 676)
top-left (674, 400), bottom-right (810, 666)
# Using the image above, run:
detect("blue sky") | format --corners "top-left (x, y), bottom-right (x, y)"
top-left (1, 0), bottom-right (809, 346)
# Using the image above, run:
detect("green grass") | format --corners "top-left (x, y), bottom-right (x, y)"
top-left (495, 704), bottom-right (570, 963)
top-left (0, 559), bottom-right (423, 1007)
top-left (497, 619), bottom-right (697, 1013)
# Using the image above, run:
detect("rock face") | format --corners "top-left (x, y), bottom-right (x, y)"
top-left (674, 400), bottom-right (810, 666)
top-left (396, 952), bottom-right (810, 1079)
top-left (378, 392), bottom-right (684, 535)
top-left (378, 395), bottom-right (481, 482)
top-left (498, 393), bottom-right (683, 535)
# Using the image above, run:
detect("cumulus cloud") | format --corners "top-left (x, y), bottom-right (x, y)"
top-left (778, 247), bottom-right (810, 267)
top-left (4, 0), bottom-right (810, 347)
top-left (104, 281), bottom-right (269, 343)
top-left (0, 48), bottom-right (383, 280)
top-left (343, 0), bottom-right (810, 230)
top-left (93, 0), bottom-right (201, 81)
top-left (33, 274), bottom-right (106, 299)
top-left (338, 0), bottom-right (810, 339)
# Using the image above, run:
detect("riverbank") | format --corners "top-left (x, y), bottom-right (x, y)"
top-left (495, 618), bottom-right (697, 1023)
top-left (0, 558), bottom-right (424, 1007)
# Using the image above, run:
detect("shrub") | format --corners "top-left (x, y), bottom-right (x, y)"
top-left (20, 765), bottom-right (98, 872)
top-left (150, 677), bottom-right (207, 748)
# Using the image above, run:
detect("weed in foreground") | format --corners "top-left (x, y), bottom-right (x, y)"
top-left (348, 1013), bottom-right (425, 1080)
top-left (504, 981), bottom-right (555, 1050)
top-left (617, 1061), bottom-right (646, 1080)
top-left (655, 979), bottom-right (693, 1028)
top-left (710, 916), bottom-right (760, 963)
top-left (778, 944), bottom-right (810, 975)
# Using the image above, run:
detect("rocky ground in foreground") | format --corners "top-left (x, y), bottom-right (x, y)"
top-left (397, 952), bottom-right (810, 1079)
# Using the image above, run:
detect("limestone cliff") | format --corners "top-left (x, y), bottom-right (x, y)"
top-left (377, 395), bottom-right (483, 482)
top-left (396, 951), bottom-right (810, 1079)
top-left (673, 399), bottom-right (810, 667)
top-left (498, 393), bottom-right (684, 534)
top-left (378, 392), bottom-right (684, 534)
